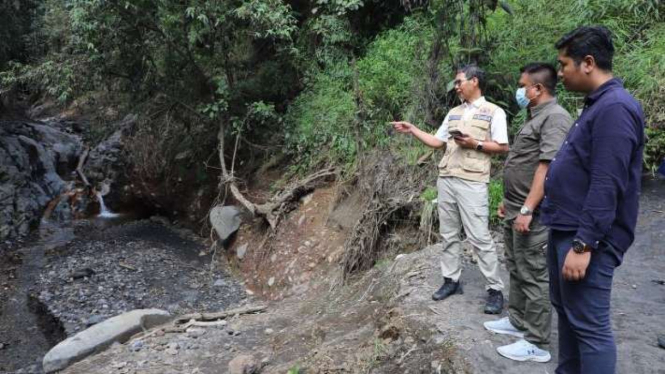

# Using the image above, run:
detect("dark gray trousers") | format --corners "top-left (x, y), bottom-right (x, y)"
top-left (504, 215), bottom-right (552, 347)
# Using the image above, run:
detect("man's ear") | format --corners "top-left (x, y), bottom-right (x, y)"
top-left (582, 55), bottom-right (596, 74)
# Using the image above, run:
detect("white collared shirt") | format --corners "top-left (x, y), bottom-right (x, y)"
top-left (434, 96), bottom-right (509, 144)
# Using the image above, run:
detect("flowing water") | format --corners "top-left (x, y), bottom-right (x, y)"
top-left (96, 193), bottom-right (119, 218)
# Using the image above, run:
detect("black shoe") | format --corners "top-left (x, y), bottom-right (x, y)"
top-left (484, 289), bottom-right (504, 314)
top-left (658, 335), bottom-right (665, 349)
top-left (432, 278), bottom-right (463, 301)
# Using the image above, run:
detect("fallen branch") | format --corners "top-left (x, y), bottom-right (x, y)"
top-left (131, 305), bottom-right (268, 339)
top-left (118, 261), bottom-right (137, 271)
top-left (173, 304), bottom-right (267, 325)
top-left (164, 319), bottom-right (229, 334)
top-left (398, 344), bottom-right (418, 364)
top-left (76, 146), bottom-right (90, 186)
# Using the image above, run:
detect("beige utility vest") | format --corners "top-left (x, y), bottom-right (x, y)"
top-left (438, 102), bottom-right (498, 183)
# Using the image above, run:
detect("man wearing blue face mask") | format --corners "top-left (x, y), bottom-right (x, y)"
top-left (484, 63), bottom-right (572, 362)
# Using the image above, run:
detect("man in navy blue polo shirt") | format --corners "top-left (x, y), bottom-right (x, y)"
top-left (541, 26), bottom-right (645, 374)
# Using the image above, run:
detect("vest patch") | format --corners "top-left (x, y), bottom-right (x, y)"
top-left (449, 115), bottom-right (462, 121)
top-left (473, 114), bottom-right (492, 122)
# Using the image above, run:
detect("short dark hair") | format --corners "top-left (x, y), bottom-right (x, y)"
top-left (457, 64), bottom-right (486, 91)
top-left (555, 26), bottom-right (614, 71)
top-left (520, 62), bottom-right (558, 95)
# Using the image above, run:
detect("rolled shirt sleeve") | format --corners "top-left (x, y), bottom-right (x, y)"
top-left (434, 113), bottom-right (451, 142)
top-left (540, 114), bottom-right (573, 161)
top-left (490, 108), bottom-right (509, 144)
top-left (575, 103), bottom-right (640, 248)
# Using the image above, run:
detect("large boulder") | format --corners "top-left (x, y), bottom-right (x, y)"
top-left (0, 120), bottom-right (83, 241)
top-left (42, 309), bottom-right (171, 373)
top-left (209, 205), bottom-right (242, 241)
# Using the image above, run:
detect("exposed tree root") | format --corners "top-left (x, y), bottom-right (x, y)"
top-left (341, 152), bottom-right (434, 278)
top-left (216, 122), bottom-right (336, 229)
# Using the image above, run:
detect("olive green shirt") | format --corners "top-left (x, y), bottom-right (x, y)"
top-left (503, 99), bottom-right (573, 220)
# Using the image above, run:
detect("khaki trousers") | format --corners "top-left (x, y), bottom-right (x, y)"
top-left (437, 177), bottom-right (504, 291)
top-left (504, 215), bottom-right (552, 347)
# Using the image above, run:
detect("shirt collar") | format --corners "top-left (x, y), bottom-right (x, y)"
top-left (529, 98), bottom-right (557, 118)
top-left (464, 96), bottom-right (486, 109)
top-left (585, 78), bottom-right (623, 105)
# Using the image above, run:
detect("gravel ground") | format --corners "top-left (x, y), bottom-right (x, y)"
top-left (37, 218), bottom-right (246, 335)
top-left (0, 216), bottom-right (246, 373)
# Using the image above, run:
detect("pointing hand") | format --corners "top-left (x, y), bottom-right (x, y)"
top-left (390, 121), bottom-right (414, 134)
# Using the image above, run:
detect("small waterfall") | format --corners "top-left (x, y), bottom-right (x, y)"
top-left (96, 192), bottom-right (119, 218)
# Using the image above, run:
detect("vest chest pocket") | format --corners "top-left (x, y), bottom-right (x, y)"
top-left (469, 115), bottom-right (491, 140)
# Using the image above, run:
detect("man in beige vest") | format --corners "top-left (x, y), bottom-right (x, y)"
top-left (391, 64), bottom-right (508, 314)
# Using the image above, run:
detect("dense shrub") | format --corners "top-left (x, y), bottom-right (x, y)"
top-left (284, 63), bottom-right (357, 170)
top-left (285, 17), bottom-right (438, 169)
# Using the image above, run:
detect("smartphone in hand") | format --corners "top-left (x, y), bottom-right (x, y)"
top-left (449, 130), bottom-right (465, 138)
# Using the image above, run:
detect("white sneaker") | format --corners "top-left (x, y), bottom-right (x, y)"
top-left (483, 317), bottom-right (525, 338)
top-left (496, 339), bottom-right (552, 363)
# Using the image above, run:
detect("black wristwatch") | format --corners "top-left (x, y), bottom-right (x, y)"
top-left (476, 141), bottom-right (484, 151)
top-left (572, 239), bottom-right (591, 254)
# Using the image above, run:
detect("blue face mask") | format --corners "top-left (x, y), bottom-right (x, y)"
top-left (515, 87), bottom-right (531, 109)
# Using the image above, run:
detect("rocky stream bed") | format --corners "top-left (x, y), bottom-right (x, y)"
top-left (0, 215), bottom-right (246, 373)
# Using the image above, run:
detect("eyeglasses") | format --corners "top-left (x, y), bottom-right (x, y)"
top-left (453, 79), bottom-right (469, 87)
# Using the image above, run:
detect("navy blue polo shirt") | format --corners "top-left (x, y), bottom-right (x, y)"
top-left (541, 78), bottom-right (645, 253)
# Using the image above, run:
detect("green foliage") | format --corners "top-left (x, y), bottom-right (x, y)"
top-left (285, 16), bottom-right (438, 171)
top-left (234, 0), bottom-right (297, 41)
top-left (420, 186), bottom-right (438, 202)
top-left (3, 0), bottom-right (664, 183)
top-left (357, 17), bottom-right (433, 121)
top-left (0, 0), bottom-right (42, 69)
top-left (314, 0), bottom-right (365, 15)
top-left (489, 179), bottom-right (503, 227)
top-left (287, 365), bottom-right (301, 374)
top-left (645, 126), bottom-right (665, 175)
top-left (1, 58), bottom-right (81, 103)
top-left (285, 63), bottom-right (356, 170)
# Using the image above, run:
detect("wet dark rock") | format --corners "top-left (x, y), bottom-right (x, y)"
top-left (83, 114), bottom-right (136, 209)
top-left (71, 267), bottom-right (95, 280)
top-left (0, 120), bottom-right (83, 241)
